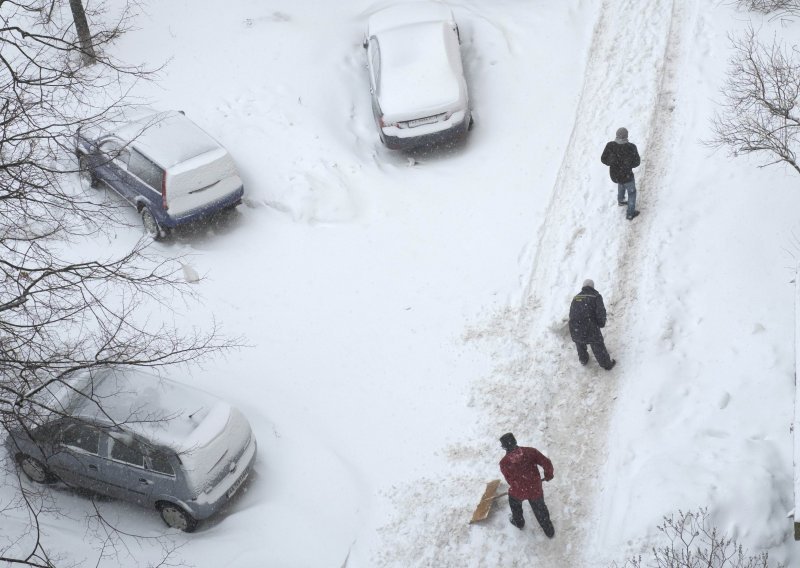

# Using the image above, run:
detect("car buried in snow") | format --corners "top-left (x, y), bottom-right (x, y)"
top-left (363, 1), bottom-right (472, 150)
top-left (75, 107), bottom-right (244, 240)
top-left (4, 369), bottom-right (257, 532)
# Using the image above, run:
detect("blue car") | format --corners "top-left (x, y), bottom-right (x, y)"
top-left (76, 108), bottom-right (244, 239)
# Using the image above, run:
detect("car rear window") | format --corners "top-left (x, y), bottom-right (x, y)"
top-left (128, 149), bottom-right (164, 190)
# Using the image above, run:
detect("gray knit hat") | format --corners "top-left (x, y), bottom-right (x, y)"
top-left (583, 279), bottom-right (594, 289)
top-left (615, 127), bottom-right (628, 140)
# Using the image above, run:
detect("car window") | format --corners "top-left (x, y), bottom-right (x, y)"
top-left (108, 432), bottom-right (145, 467)
top-left (31, 420), bottom-right (65, 443)
top-left (99, 139), bottom-right (130, 167)
top-left (147, 450), bottom-right (175, 476)
top-left (60, 422), bottom-right (100, 455)
top-left (127, 149), bottom-right (164, 190)
top-left (369, 38), bottom-right (381, 92)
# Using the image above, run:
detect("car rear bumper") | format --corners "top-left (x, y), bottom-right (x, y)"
top-left (381, 110), bottom-right (470, 150)
top-left (184, 435), bottom-right (257, 520)
top-left (161, 185), bottom-right (244, 228)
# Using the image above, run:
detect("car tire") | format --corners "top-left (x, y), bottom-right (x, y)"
top-left (141, 208), bottom-right (169, 241)
top-left (157, 502), bottom-right (197, 532)
top-left (78, 155), bottom-right (100, 189)
top-left (16, 454), bottom-right (57, 484)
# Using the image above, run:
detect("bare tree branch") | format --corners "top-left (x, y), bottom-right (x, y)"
top-left (612, 508), bottom-right (784, 568)
top-left (708, 26), bottom-right (800, 175)
top-left (1, 2), bottom-right (237, 566)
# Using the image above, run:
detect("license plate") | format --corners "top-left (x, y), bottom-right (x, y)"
top-left (406, 115), bottom-right (440, 127)
top-left (227, 471), bottom-right (248, 498)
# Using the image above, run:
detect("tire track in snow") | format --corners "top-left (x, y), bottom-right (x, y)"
top-left (462, 0), bottom-right (687, 566)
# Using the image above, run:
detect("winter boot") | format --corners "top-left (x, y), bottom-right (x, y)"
top-left (542, 522), bottom-right (555, 538)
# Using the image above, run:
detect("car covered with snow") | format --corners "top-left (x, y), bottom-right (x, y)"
top-left (75, 108), bottom-right (244, 239)
top-left (4, 369), bottom-right (257, 532)
top-left (364, 2), bottom-right (472, 149)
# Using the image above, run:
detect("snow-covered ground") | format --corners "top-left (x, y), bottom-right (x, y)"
top-left (3, 0), bottom-right (800, 566)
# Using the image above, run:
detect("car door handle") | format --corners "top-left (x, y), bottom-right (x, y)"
top-left (88, 464), bottom-right (98, 471)
top-left (139, 478), bottom-right (153, 485)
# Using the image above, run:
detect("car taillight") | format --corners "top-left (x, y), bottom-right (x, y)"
top-left (161, 173), bottom-right (168, 211)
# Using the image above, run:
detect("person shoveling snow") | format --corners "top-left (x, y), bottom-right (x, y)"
top-left (498, 433), bottom-right (555, 537)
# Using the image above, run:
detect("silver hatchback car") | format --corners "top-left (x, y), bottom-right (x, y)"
top-left (5, 369), bottom-right (257, 532)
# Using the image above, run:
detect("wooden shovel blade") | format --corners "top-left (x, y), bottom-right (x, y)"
top-left (469, 479), bottom-right (502, 524)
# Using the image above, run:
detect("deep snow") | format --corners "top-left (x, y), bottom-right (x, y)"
top-left (3, 0), bottom-right (800, 566)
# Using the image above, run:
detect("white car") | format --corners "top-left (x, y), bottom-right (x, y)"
top-left (364, 2), bottom-right (472, 150)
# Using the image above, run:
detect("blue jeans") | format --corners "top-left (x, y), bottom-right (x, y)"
top-left (618, 180), bottom-right (637, 217)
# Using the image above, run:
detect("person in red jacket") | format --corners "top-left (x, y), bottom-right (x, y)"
top-left (498, 432), bottom-right (555, 537)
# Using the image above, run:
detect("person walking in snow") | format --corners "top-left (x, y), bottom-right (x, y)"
top-left (601, 127), bottom-right (641, 220)
top-left (498, 433), bottom-right (555, 537)
top-left (568, 279), bottom-right (616, 370)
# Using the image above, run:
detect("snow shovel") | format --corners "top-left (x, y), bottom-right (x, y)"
top-left (469, 479), bottom-right (508, 524)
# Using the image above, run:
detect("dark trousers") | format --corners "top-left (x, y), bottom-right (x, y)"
top-left (508, 496), bottom-right (555, 537)
top-left (575, 340), bottom-right (612, 369)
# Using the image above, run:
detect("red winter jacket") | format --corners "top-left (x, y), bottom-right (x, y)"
top-left (499, 446), bottom-right (554, 501)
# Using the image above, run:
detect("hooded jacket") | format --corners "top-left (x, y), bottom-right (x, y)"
top-left (568, 286), bottom-right (607, 344)
top-left (499, 446), bottom-right (554, 501)
top-left (601, 140), bottom-right (640, 184)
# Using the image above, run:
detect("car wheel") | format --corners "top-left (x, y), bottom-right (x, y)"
top-left (78, 155), bottom-right (100, 189)
top-left (157, 502), bottom-right (197, 532)
top-left (141, 208), bottom-right (169, 241)
top-left (17, 454), bottom-right (57, 484)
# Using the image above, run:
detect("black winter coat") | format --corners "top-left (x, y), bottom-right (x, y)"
top-left (601, 141), bottom-right (640, 184)
top-left (569, 286), bottom-right (607, 344)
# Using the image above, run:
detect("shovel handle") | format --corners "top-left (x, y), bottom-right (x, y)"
top-left (479, 491), bottom-right (507, 503)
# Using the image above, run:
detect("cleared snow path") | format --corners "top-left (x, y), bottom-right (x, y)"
top-left (460, 0), bottom-right (687, 566)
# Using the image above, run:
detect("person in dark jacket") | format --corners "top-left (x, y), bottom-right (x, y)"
top-left (498, 433), bottom-right (555, 537)
top-left (568, 279), bottom-right (616, 370)
top-left (601, 127), bottom-right (641, 220)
